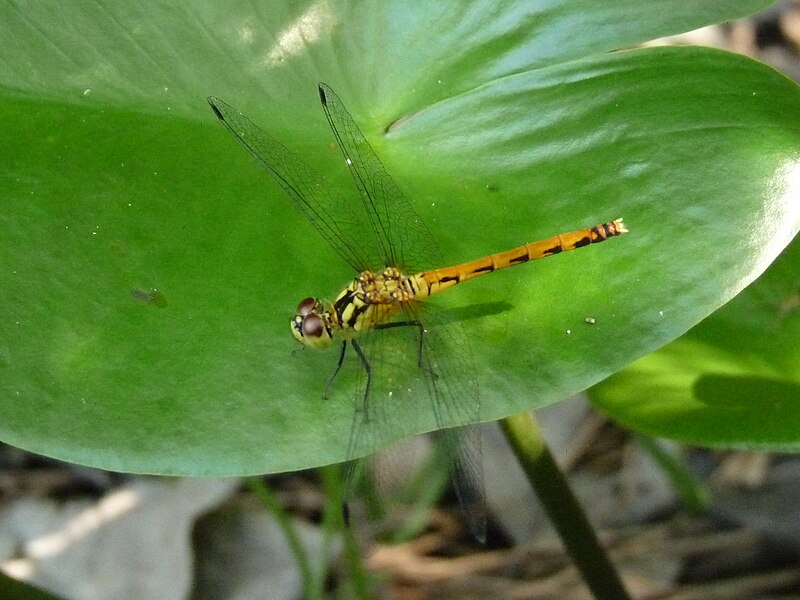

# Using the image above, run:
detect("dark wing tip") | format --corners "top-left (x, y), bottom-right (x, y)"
top-left (318, 83), bottom-right (329, 105)
top-left (207, 97), bottom-right (225, 122)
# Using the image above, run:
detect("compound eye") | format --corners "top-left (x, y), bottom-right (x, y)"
top-left (302, 314), bottom-right (325, 338)
top-left (297, 297), bottom-right (317, 316)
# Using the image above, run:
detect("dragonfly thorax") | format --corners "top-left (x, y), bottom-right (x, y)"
top-left (291, 268), bottom-right (422, 350)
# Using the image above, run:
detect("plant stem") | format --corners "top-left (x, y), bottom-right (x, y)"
top-left (499, 412), bottom-right (631, 600)
top-left (634, 432), bottom-right (709, 512)
top-left (246, 477), bottom-right (317, 600)
top-left (318, 465), bottom-right (373, 600)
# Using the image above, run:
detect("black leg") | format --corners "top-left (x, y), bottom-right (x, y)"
top-left (324, 340), bottom-right (348, 399)
top-left (351, 339), bottom-right (372, 420)
top-left (375, 320), bottom-right (426, 369)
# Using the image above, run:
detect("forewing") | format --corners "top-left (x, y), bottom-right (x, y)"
top-left (208, 96), bottom-right (380, 272)
top-left (317, 83), bottom-right (441, 273)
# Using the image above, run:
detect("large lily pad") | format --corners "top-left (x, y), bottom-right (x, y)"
top-left (1, 1), bottom-right (797, 475)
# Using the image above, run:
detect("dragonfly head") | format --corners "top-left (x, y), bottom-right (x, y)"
top-left (291, 297), bottom-right (333, 349)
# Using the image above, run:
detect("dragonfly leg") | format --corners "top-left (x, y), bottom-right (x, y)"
top-left (375, 320), bottom-right (438, 379)
top-left (350, 339), bottom-right (372, 421)
top-left (324, 340), bottom-right (348, 400)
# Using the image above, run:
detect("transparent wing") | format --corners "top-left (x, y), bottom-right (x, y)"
top-left (318, 83), bottom-right (442, 273)
top-left (315, 84), bottom-right (485, 539)
top-left (413, 302), bottom-right (486, 542)
top-left (211, 86), bottom-right (485, 539)
top-left (208, 96), bottom-right (381, 272)
top-left (341, 301), bottom-right (486, 541)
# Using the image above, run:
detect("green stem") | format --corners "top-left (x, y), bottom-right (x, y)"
top-left (317, 465), bottom-right (372, 600)
top-left (499, 412), bottom-right (631, 600)
top-left (634, 432), bottom-right (709, 512)
top-left (246, 477), bottom-right (317, 600)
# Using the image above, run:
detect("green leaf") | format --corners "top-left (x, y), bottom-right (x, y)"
top-left (1, 1), bottom-right (798, 476)
top-left (0, 572), bottom-right (67, 600)
top-left (592, 237), bottom-right (800, 450)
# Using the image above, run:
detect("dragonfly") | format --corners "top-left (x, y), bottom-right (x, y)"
top-left (208, 84), bottom-right (627, 541)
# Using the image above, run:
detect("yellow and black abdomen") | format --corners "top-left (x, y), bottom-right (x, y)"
top-left (415, 219), bottom-right (626, 297)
